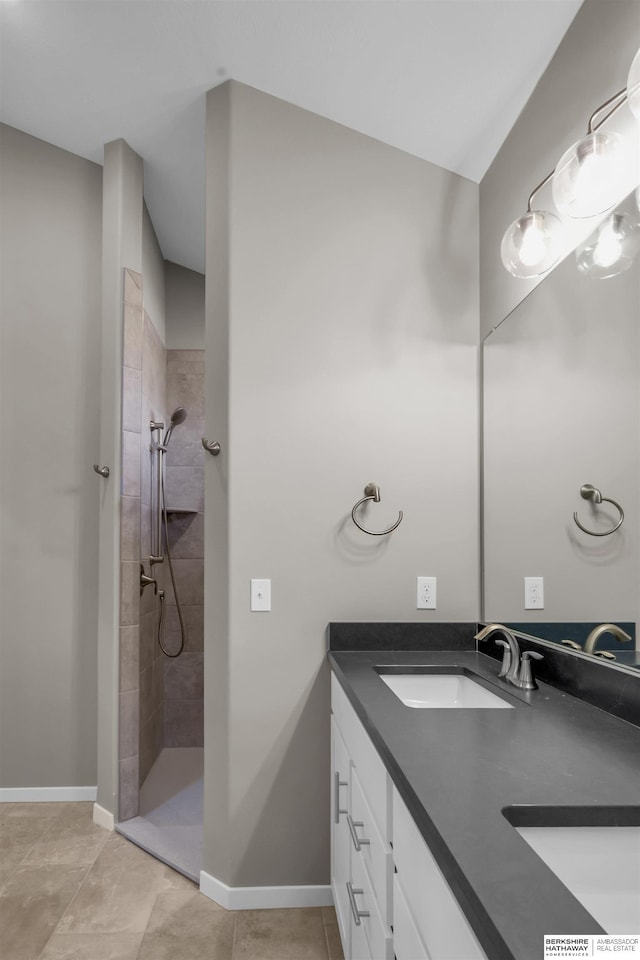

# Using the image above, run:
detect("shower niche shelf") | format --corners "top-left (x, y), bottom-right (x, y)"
top-left (165, 507), bottom-right (198, 518)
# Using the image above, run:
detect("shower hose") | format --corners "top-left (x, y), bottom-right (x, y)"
top-left (157, 469), bottom-right (186, 658)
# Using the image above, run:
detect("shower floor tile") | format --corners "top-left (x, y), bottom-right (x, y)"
top-left (116, 747), bottom-right (203, 882)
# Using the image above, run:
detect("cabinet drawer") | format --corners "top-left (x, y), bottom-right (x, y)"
top-left (351, 839), bottom-right (393, 960)
top-left (350, 768), bottom-right (393, 925)
top-left (331, 674), bottom-right (391, 842)
top-left (393, 874), bottom-right (430, 960)
top-left (392, 787), bottom-right (487, 960)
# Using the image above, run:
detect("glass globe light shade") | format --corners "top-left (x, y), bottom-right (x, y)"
top-left (627, 47), bottom-right (640, 118)
top-left (501, 210), bottom-right (563, 278)
top-left (552, 131), bottom-right (633, 219)
top-left (576, 212), bottom-right (639, 279)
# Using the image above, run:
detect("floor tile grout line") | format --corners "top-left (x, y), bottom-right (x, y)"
top-left (230, 911), bottom-right (239, 959)
top-left (34, 819), bottom-right (112, 960)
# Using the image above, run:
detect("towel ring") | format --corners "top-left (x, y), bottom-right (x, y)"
top-left (351, 483), bottom-right (403, 536)
top-left (573, 483), bottom-right (624, 537)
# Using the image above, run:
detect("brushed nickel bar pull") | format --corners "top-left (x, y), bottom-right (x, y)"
top-left (351, 482), bottom-right (403, 536)
top-left (202, 438), bottom-right (221, 456)
top-left (347, 814), bottom-right (370, 851)
top-left (573, 483), bottom-right (624, 537)
top-left (334, 772), bottom-right (348, 824)
top-left (93, 464), bottom-right (110, 478)
top-left (346, 882), bottom-right (369, 926)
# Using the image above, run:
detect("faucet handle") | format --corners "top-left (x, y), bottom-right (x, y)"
top-left (518, 650), bottom-right (543, 691)
top-left (495, 639), bottom-right (512, 678)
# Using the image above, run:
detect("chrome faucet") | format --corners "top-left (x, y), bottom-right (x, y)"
top-left (475, 623), bottom-right (544, 690)
top-left (475, 623), bottom-right (521, 686)
top-left (584, 623), bottom-right (632, 657)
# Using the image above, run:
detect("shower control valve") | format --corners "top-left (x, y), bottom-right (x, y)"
top-left (140, 563), bottom-right (158, 596)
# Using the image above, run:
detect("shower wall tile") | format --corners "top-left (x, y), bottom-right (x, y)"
top-left (166, 512), bottom-right (204, 559)
top-left (166, 352), bottom-right (205, 419)
top-left (122, 431), bottom-right (141, 497)
top-left (162, 349), bottom-right (205, 751)
top-left (139, 706), bottom-right (164, 786)
top-left (122, 366), bottom-right (142, 433)
top-left (140, 442), bottom-right (152, 509)
top-left (140, 504), bottom-right (151, 560)
top-left (164, 466), bottom-right (204, 512)
top-left (120, 562), bottom-right (139, 628)
top-left (119, 756), bottom-right (139, 822)
top-left (138, 310), bottom-right (167, 786)
top-left (142, 312), bottom-right (166, 425)
top-left (140, 611), bottom-right (155, 674)
top-left (121, 497), bottom-right (140, 562)
top-left (123, 303), bottom-right (143, 370)
top-left (164, 419), bottom-right (205, 467)
top-left (162, 604), bottom-right (204, 653)
top-left (162, 559), bottom-right (204, 606)
top-left (163, 699), bottom-right (204, 748)
top-left (139, 575), bottom-right (155, 618)
top-left (119, 690), bottom-right (139, 761)
top-left (164, 653), bottom-right (204, 700)
top-left (120, 626), bottom-right (139, 694)
top-left (124, 268), bottom-right (143, 308)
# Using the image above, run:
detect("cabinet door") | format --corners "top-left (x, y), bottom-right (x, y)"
top-left (393, 788), bottom-right (487, 960)
top-left (331, 717), bottom-right (351, 958)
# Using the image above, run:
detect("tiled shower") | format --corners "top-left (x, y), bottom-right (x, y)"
top-left (117, 269), bottom-right (205, 874)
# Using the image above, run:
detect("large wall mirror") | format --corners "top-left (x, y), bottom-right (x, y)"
top-left (482, 190), bottom-right (640, 674)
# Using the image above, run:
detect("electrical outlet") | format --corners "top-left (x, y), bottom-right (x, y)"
top-left (524, 576), bottom-right (544, 610)
top-left (251, 579), bottom-right (271, 611)
top-left (417, 577), bottom-right (437, 610)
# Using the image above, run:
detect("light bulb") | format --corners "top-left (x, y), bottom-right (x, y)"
top-left (518, 223), bottom-right (548, 267)
top-left (627, 47), bottom-right (640, 118)
top-left (501, 210), bottom-right (563, 278)
top-left (592, 221), bottom-right (622, 268)
top-left (553, 132), bottom-right (633, 219)
top-left (576, 212), bottom-right (639, 279)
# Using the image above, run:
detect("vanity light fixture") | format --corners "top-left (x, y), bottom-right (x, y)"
top-left (502, 46), bottom-right (640, 278)
top-left (575, 212), bottom-right (639, 279)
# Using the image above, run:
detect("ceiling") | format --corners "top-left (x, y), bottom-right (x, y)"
top-left (0, 0), bottom-right (583, 274)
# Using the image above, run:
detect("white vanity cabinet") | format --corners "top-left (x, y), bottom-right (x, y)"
top-left (392, 787), bottom-right (487, 960)
top-left (331, 673), bottom-right (487, 960)
top-left (331, 675), bottom-right (393, 960)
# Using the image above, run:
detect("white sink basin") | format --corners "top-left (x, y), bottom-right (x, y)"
top-left (378, 673), bottom-right (513, 709)
top-left (516, 825), bottom-right (640, 932)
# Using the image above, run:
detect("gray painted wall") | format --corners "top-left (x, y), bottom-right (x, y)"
top-left (204, 82), bottom-right (479, 887)
top-left (480, 0), bottom-right (640, 339)
top-left (0, 125), bottom-right (102, 788)
top-left (165, 261), bottom-right (205, 350)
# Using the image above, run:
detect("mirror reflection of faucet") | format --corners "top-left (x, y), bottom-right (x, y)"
top-left (584, 623), bottom-right (632, 657)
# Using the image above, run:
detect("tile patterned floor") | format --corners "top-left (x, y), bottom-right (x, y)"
top-left (0, 802), bottom-right (344, 960)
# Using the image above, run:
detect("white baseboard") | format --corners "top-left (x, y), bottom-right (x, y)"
top-left (200, 870), bottom-right (333, 910)
top-left (0, 786), bottom-right (97, 803)
top-left (93, 802), bottom-right (115, 831)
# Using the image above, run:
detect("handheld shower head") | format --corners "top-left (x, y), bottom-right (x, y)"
top-left (163, 407), bottom-right (187, 446)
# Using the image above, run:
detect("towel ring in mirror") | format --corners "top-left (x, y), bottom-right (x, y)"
top-left (351, 483), bottom-right (403, 536)
top-left (573, 483), bottom-right (624, 537)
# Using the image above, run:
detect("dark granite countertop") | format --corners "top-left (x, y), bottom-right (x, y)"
top-left (328, 648), bottom-right (640, 960)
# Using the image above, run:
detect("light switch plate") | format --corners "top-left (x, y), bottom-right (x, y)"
top-left (251, 579), bottom-right (271, 612)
